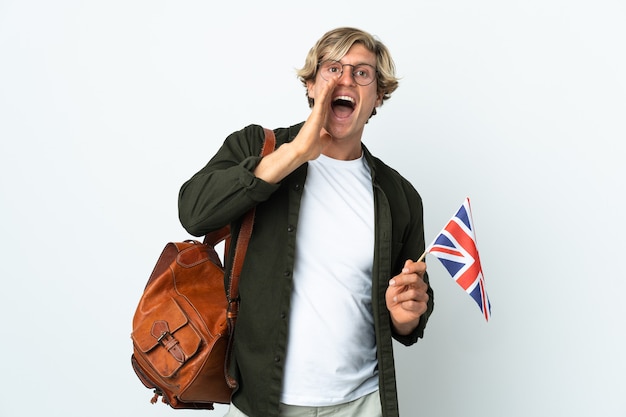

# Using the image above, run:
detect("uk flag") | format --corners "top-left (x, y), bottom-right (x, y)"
top-left (426, 198), bottom-right (491, 321)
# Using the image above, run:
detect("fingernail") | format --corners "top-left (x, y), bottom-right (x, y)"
top-left (389, 279), bottom-right (395, 286)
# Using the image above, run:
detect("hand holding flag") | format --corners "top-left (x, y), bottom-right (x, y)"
top-left (419, 197), bottom-right (491, 321)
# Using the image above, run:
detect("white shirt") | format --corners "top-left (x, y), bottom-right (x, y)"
top-left (281, 153), bottom-right (378, 406)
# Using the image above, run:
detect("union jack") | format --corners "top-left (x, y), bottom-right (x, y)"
top-left (425, 198), bottom-right (491, 321)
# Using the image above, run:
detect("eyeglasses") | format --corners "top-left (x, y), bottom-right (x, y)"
top-left (317, 60), bottom-right (377, 86)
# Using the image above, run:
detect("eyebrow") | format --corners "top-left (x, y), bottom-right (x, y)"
top-left (332, 59), bottom-right (376, 68)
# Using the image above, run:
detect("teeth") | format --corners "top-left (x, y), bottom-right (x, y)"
top-left (333, 96), bottom-right (355, 103)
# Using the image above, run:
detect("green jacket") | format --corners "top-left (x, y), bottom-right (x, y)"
top-left (178, 123), bottom-right (434, 417)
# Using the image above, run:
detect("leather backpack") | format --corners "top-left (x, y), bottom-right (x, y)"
top-left (130, 128), bottom-right (275, 409)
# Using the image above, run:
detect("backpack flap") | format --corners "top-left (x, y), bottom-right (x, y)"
top-left (132, 298), bottom-right (201, 378)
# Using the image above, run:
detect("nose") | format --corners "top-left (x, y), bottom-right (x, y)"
top-left (337, 66), bottom-right (356, 85)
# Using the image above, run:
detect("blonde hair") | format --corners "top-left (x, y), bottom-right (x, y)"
top-left (297, 27), bottom-right (399, 116)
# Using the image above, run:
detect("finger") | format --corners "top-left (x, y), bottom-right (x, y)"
top-left (315, 76), bottom-right (338, 108)
top-left (402, 300), bottom-right (428, 316)
top-left (402, 259), bottom-right (427, 274)
top-left (389, 272), bottom-right (425, 287)
top-left (391, 294), bottom-right (428, 315)
top-left (389, 274), bottom-right (414, 287)
top-left (393, 287), bottom-right (429, 303)
top-left (306, 81), bottom-right (336, 135)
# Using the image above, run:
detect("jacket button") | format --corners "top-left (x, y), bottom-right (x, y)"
top-left (287, 225), bottom-right (295, 232)
top-left (274, 355), bottom-right (281, 363)
top-left (283, 270), bottom-right (291, 277)
top-left (294, 184), bottom-right (301, 191)
top-left (280, 312), bottom-right (286, 319)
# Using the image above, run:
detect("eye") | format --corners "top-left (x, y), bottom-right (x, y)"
top-left (354, 66), bottom-right (372, 79)
top-left (327, 63), bottom-right (342, 74)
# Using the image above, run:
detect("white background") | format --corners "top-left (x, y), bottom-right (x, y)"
top-left (1, 1), bottom-right (625, 416)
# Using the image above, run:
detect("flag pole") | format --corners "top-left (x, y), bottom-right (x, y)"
top-left (416, 251), bottom-right (427, 263)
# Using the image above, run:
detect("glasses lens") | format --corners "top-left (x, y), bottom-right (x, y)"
top-left (353, 65), bottom-right (375, 86)
top-left (320, 61), bottom-right (342, 81)
top-left (318, 61), bottom-right (376, 86)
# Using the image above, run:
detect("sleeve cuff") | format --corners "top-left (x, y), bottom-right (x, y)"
top-left (238, 156), bottom-right (280, 202)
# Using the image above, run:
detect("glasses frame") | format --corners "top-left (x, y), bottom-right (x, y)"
top-left (317, 60), bottom-right (378, 86)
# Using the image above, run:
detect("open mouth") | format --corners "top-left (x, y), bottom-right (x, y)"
top-left (331, 96), bottom-right (355, 118)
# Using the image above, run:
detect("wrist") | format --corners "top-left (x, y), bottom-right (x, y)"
top-left (391, 317), bottom-right (419, 336)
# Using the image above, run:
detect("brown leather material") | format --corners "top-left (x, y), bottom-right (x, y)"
top-left (131, 127), bottom-right (275, 409)
top-left (151, 320), bottom-right (186, 363)
top-left (227, 128), bottom-right (276, 307)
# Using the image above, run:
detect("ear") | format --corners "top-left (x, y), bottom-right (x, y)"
top-left (375, 92), bottom-right (384, 107)
top-left (306, 80), bottom-right (316, 99)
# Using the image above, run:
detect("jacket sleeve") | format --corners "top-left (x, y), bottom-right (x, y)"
top-left (391, 179), bottom-right (434, 345)
top-left (178, 124), bottom-right (279, 236)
